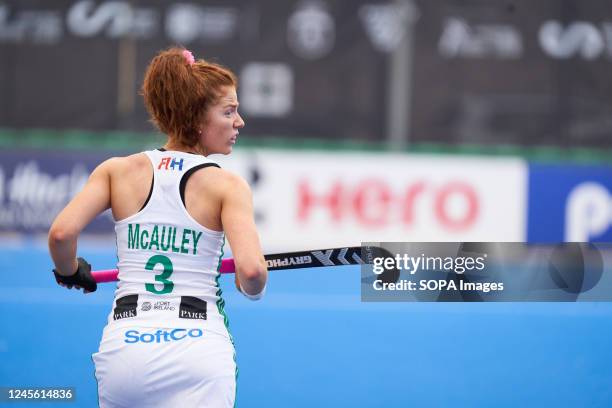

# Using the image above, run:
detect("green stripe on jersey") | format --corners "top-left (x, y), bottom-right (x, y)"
top-left (215, 237), bottom-right (232, 337)
top-left (214, 236), bottom-right (238, 407)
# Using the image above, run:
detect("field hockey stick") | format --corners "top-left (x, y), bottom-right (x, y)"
top-left (92, 245), bottom-right (396, 283)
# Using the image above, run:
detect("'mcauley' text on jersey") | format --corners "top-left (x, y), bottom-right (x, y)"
top-left (127, 223), bottom-right (203, 255)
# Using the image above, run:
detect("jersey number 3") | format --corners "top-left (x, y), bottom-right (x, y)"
top-left (145, 255), bottom-right (174, 294)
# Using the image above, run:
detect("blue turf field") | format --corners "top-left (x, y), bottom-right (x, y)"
top-left (1, 241), bottom-right (611, 407)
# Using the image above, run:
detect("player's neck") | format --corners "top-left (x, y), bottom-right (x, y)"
top-left (163, 140), bottom-right (206, 156)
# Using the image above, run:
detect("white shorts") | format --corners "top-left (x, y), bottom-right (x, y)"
top-left (92, 325), bottom-right (236, 408)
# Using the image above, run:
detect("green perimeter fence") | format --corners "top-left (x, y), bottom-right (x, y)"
top-left (1, 128), bottom-right (611, 164)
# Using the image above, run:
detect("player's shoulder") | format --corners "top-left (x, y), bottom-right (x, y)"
top-left (221, 169), bottom-right (250, 192)
top-left (96, 152), bottom-right (150, 175)
top-left (191, 164), bottom-right (250, 192)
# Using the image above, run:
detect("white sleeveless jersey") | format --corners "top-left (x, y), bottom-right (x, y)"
top-left (105, 149), bottom-right (231, 338)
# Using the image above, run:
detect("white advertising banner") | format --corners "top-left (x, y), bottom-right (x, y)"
top-left (217, 149), bottom-right (527, 251)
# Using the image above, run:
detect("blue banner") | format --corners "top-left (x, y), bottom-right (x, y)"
top-left (527, 163), bottom-right (612, 242)
top-left (0, 150), bottom-right (117, 234)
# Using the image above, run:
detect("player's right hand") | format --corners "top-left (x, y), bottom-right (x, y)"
top-left (53, 257), bottom-right (97, 294)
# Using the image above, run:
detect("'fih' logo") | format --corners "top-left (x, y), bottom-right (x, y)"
top-left (158, 157), bottom-right (184, 171)
top-left (113, 294), bottom-right (138, 320)
top-left (179, 296), bottom-right (207, 320)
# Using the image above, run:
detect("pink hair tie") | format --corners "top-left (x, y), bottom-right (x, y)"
top-left (182, 49), bottom-right (195, 65)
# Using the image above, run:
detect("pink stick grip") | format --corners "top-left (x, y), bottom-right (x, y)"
top-left (219, 258), bottom-right (235, 274)
top-left (92, 269), bottom-right (119, 283)
top-left (92, 258), bottom-right (236, 283)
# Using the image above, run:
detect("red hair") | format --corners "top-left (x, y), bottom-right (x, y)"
top-left (142, 47), bottom-right (237, 147)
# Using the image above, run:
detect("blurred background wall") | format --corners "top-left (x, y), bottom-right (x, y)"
top-left (0, 0), bottom-right (611, 247)
top-left (0, 1), bottom-right (611, 407)
top-left (3, 0), bottom-right (612, 148)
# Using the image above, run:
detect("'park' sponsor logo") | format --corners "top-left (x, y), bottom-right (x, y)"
top-left (113, 295), bottom-right (138, 320)
top-left (179, 296), bottom-right (207, 320)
